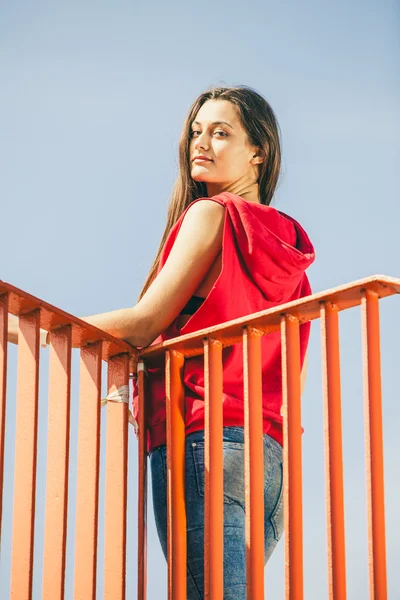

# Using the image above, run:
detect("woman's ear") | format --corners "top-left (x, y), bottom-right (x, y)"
top-left (251, 148), bottom-right (264, 165)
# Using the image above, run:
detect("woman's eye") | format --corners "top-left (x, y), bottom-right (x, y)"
top-left (190, 130), bottom-right (227, 138)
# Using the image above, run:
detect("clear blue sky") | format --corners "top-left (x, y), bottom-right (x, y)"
top-left (0, 0), bottom-right (399, 598)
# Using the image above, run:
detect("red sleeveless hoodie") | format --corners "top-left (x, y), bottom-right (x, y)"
top-left (133, 192), bottom-right (315, 452)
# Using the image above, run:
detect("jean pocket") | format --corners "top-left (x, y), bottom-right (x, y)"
top-left (191, 441), bottom-right (244, 505)
top-left (269, 462), bottom-right (284, 541)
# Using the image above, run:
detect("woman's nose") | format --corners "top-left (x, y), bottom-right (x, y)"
top-left (194, 132), bottom-right (209, 150)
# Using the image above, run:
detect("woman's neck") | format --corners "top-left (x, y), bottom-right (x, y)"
top-left (207, 177), bottom-right (260, 204)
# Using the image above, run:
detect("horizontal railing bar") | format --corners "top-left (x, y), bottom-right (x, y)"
top-left (140, 275), bottom-right (400, 363)
top-left (2, 276), bottom-right (399, 365)
top-left (0, 280), bottom-right (137, 360)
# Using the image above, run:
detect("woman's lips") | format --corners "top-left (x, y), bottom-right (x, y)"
top-left (193, 157), bottom-right (212, 162)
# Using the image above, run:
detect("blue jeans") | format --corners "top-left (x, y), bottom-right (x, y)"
top-left (149, 426), bottom-right (284, 600)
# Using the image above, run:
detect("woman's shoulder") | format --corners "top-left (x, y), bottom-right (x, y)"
top-left (186, 197), bottom-right (226, 216)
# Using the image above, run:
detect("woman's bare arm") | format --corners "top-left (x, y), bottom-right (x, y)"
top-left (80, 200), bottom-right (226, 347)
top-left (7, 200), bottom-right (225, 348)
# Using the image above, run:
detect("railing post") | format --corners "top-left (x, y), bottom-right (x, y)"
top-left (74, 342), bottom-right (102, 600)
top-left (320, 303), bottom-right (347, 600)
top-left (11, 310), bottom-right (41, 600)
top-left (104, 353), bottom-right (130, 600)
top-left (165, 350), bottom-right (186, 600)
top-left (243, 327), bottom-right (265, 600)
top-left (281, 314), bottom-right (303, 600)
top-left (203, 337), bottom-right (223, 600)
top-left (0, 294), bottom-right (8, 540)
top-left (361, 290), bottom-right (387, 600)
top-left (43, 326), bottom-right (72, 600)
top-left (137, 361), bottom-right (148, 600)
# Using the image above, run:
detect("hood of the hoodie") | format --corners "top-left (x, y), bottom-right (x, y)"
top-left (209, 192), bottom-right (315, 302)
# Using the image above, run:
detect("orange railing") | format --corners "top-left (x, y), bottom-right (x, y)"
top-left (0, 274), bottom-right (399, 599)
top-left (136, 274), bottom-right (400, 600)
top-left (0, 281), bottom-right (138, 599)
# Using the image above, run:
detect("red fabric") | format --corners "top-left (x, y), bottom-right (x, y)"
top-left (132, 192), bottom-right (315, 452)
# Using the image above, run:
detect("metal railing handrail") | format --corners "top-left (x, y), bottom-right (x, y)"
top-left (0, 279), bottom-right (138, 361)
top-left (138, 274), bottom-right (400, 362)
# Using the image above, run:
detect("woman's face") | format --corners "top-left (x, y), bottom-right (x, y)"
top-left (189, 100), bottom-right (261, 190)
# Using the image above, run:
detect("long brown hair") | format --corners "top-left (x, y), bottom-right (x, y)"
top-left (138, 85), bottom-right (282, 300)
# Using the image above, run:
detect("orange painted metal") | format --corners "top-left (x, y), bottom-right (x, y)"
top-left (203, 337), bottom-right (224, 600)
top-left (0, 294), bottom-right (8, 538)
top-left (281, 315), bottom-right (303, 600)
top-left (43, 326), bottom-right (72, 600)
top-left (320, 303), bottom-right (347, 600)
top-left (11, 311), bottom-right (40, 600)
top-left (243, 327), bottom-right (265, 600)
top-left (1, 275), bottom-right (399, 598)
top-left (137, 362), bottom-right (148, 600)
top-left (361, 290), bottom-right (388, 600)
top-left (165, 350), bottom-right (186, 600)
top-left (0, 280), bottom-right (136, 361)
top-left (104, 353), bottom-right (130, 600)
top-left (140, 276), bottom-right (400, 363)
top-left (74, 342), bottom-right (102, 600)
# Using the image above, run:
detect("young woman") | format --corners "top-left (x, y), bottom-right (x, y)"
top-left (8, 85), bottom-right (314, 598)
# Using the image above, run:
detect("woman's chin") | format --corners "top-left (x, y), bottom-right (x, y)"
top-left (191, 163), bottom-right (216, 177)
top-left (191, 172), bottom-right (210, 183)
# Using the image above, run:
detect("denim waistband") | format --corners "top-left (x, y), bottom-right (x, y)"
top-left (149, 426), bottom-right (283, 456)
top-left (187, 426), bottom-right (282, 452)
top-left (186, 426), bottom-right (245, 444)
